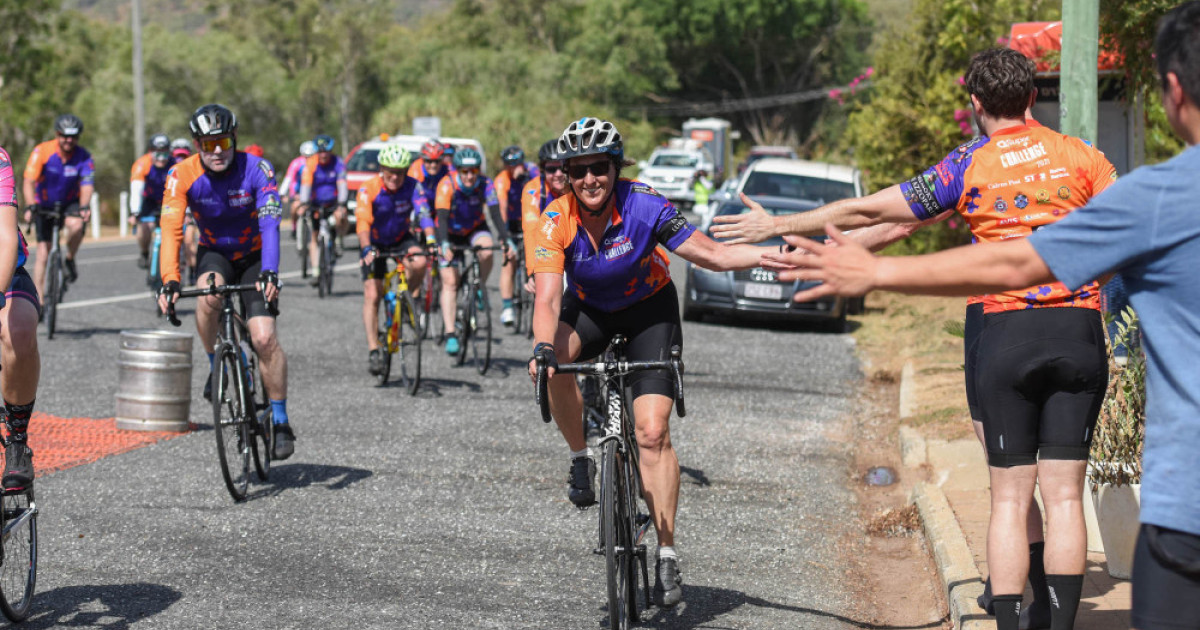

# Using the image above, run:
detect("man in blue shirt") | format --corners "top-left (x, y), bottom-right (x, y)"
top-left (768, 5), bottom-right (1200, 629)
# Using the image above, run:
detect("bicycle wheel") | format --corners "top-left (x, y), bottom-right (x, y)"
top-left (249, 357), bottom-right (272, 481)
top-left (0, 489), bottom-right (37, 622)
top-left (421, 268), bottom-right (442, 341)
top-left (601, 440), bottom-right (638, 629)
top-left (453, 273), bottom-right (471, 367)
top-left (44, 254), bottom-right (61, 339)
top-left (375, 298), bottom-right (393, 386)
top-left (398, 293), bottom-right (422, 395)
top-left (298, 219), bottom-right (310, 278)
top-left (212, 346), bottom-right (251, 501)
top-left (322, 237), bottom-right (335, 296)
top-left (316, 233), bottom-right (328, 299)
top-left (471, 283), bottom-right (492, 375)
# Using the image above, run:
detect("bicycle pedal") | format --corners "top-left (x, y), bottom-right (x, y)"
top-left (592, 546), bottom-right (605, 556)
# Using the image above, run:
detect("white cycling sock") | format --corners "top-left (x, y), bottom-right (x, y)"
top-left (658, 546), bottom-right (677, 560)
top-left (570, 447), bottom-right (591, 461)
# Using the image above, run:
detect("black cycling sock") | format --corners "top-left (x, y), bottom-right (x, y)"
top-left (1045, 574), bottom-right (1083, 630)
top-left (993, 594), bottom-right (1023, 630)
top-left (1028, 542), bottom-right (1048, 601)
top-left (978, 576), bottom-right (995, 614)
top-left (4, 400), bottom-right (33, 443)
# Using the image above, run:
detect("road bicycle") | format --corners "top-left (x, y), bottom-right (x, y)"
top-left (536, 337), bottom-right (686, 629)
top-left (168, 277), bottom-right (276, 501)
top-left (0, 426), bottom-right (37, 622)
top-left (420, 256), bottom-right (442, 341)
top-left (510, 234), bottom-right (534, 337)
top-left (373, 248), bottom-right (427, 394)
top-left (306, 203), bottom-right (339, 298)
top-left (448, 244), bottom-right (501, 374)
top-left (32, 204), bottom-right (71, 340)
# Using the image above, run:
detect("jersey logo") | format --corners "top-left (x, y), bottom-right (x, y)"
top-left (1014, 193), bottom-right (1029, 209)
top-left (630, 183), bottom-right (665, 199)
top-left (603, 234), bottom-right (633, 261)
top-left (257, 160), bottom-right (275, 180)
top-left (993, 196), bottom-right (1008, 213)
top-left (1035, 189), bottom-right (1051, 204)
top-left (229, 189), bottom-right (253, 207)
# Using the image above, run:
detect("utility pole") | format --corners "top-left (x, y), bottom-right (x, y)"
top-left (1060, 0), bottom-right (1099, 144)
top-left (132, 0), bottom-right (146, 156)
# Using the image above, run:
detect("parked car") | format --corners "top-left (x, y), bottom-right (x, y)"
top-left (636, 143), bottom-right (715, 210)
top-left (344, 134), bottom-right (486, 224)
top-left (736, 145), bottom-right (798, 176)
top-left (683, 158), bottom-right (867, 329)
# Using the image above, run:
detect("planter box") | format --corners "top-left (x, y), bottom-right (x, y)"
top-left (1092, 482), bottom-right (1141, 579)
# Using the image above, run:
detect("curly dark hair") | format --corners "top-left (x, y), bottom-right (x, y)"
top-left (1156, 1), bottom-right (1200, 108)
top-left (964, 48), bottom-right (1035, 119)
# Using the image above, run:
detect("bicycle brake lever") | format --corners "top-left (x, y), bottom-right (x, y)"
top-left (669, 345), bottom-right (686, 418)
top-left (167, 303), bottom-right (181, 327)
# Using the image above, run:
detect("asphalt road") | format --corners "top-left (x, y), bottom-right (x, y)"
top-left (23, 224), bottom-right (869, 629)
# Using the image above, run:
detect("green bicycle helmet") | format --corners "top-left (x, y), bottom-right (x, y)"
top-left (453, 147), bottom-right (482, 170)
top-left (378, 144), bottom-right (413, 170)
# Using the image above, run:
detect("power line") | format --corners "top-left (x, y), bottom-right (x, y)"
top-left (626, 81), bottom-right (873, 117)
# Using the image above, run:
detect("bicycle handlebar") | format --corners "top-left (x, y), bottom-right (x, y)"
top-left (165, 280), bottom-right (279, 327)
top-left (534, 345), bottom-right (686, 424)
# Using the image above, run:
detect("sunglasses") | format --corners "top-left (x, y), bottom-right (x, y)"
top-left (542, 164), bottom-right (564, 174)
top-left (198, 136), bottom-right (234, 153)
top-left (568, 161), bottom-right (611, 179)
top-left (459, 168), bottom-right (480, 176)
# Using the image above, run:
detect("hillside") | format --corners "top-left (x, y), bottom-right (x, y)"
top-left (64, 0), bottom-right (448, 31)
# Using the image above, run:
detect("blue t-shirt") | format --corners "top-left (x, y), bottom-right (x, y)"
top-left (1029, 143), bottom-right (1200, 536)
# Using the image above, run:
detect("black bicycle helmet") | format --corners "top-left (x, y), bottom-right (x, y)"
top-left (537, 139), bottom-right (561, 164)
top-left (313, 134), bottom-right (336, 152)
top-left (55, 114), bottom-right (84, 136)
top-left (501, 145), bottom-right (525, 166)
top-left (149, 133), bottom-right (170, 152)
top-left (189, 104), bottom-right (238, 138)
top-left (556, 117), bottom-right (622, 161)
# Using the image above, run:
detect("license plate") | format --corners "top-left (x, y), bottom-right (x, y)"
top-left (744, 282), bottom-right (783, 300)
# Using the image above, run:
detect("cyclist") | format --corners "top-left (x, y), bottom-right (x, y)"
top-left (170, 138), bottom-right (199, 282)
top-left (157, 103), bottom-right (296, 460)
top-left (441, 143), bottom-right (457, 170)
top-left (720, 49), bottom-right (1116, 630)
top-left (282, 140), bottom-right (317, 240)
top-left (520, 140), bottom-right (569, 288)
top-left (170, 137), bottom-right (192, 161)
top-left (527, 117), bottom-right (770, 608)
top-left (493, 145), bottom-right (540, 326)
top-left (408, 139), bottom-right (453, 211)
top-left (355, 145), bottom-right (436, 375)
top-left (129, 133), bottom-right (174, 269)
top-left (0, 145), bottom-right (40, 491)
top-left (300, 134), bottom-right (348, 285)
top-left (21, 114), bottom-right (94, 302)
top-left (434, 147), bottom-right (514, 356)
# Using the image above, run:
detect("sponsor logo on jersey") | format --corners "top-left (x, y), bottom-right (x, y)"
top-left (999, 142), bottom-right (1047, 168)
top-left (603, 234), bottom-right (633, 261)
top-left (535, 247), bottom-right (552, 260)
top-left (994, 136), bottom-right (1033, 149)
top-left (229, 189), bottom-right (253, 207)
top-left (1014, 193), bottom-right (1029, 209)
top-left (1035, 189), bottom-right (1051, 204)
top-left (256, 160), bottom-right (275, 180)
top-left (993, 196), bottom-right (1008, 213)
top-left (998, 216), bottom-right (1020, 227)
top-left (935, 162), bottom-right (953, 186)
top-left (1057, 186), bottom-right (1071, 200)
top-left (1049, 167), bottom-right (1071, 180)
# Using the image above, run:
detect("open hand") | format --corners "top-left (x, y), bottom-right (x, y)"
top-left (709, 193), bottom-right (775, 244)
top-left (759, 225), bottom-right (878, 302)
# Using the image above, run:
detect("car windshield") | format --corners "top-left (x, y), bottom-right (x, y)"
top-left (651, 153), bottom-right (699, 168)
top-left (346, 148), bottom-right (381, 173)
top-left (741, 172), bottom-right (854, 204)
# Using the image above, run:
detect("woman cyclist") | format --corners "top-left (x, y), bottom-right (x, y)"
top-left (526, 117), bottom-right (769, 608)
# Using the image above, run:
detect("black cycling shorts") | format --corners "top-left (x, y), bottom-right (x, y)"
top-left (5, 268), bottom-right (41, 317)
top-left (974, 307), bottom-right (1106, 468)
top-left (964, 301), bottom-right (984, 421)
top-left (361, 235), bottom-right (422, 282)
top-left (440, 228), bottom-right (492, 269)
top-left (1133, 524), bottom-right (1200, 630)
top-left (195, 247), bottom-right (275, 320)
top-left (137, 200), bottom-right (162, 222)
top-left (34, 203), bottom-right (84, 243)
top-left (560, 281), bottom-right (682, 400)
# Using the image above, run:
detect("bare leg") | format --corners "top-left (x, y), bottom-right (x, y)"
top-left (633, 393), bottom-right (680, 547)
top-left (248, 316), bottom-right (287, 400)
top-left (987, 464), bottom-right (1039, 595)
top-left (363, 279), bottom-right (381, 351)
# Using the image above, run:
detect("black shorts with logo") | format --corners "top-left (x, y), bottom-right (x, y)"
top-left (560, 281), bottom-right (682, 400)
top-left (195, 247), bottom-right (274, 320)
top-left (974, 307), bottom-right (1107, 467)
top-left (34, 202), bottom-right (84, 243)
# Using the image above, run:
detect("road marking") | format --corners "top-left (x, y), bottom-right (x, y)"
top-left (78, 254), bottom-right (141, 265)
top-left (57, 261), bottom-right (360, 310)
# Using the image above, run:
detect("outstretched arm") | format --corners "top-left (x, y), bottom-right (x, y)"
top-left (672, 230), bottom-right (767, 272)
top-left (710, 186), bottom-right (917, 244)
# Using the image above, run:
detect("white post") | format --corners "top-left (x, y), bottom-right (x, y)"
top-left (119, 192), bottom-right (129, 238)
top-left (90, 195), bottom-right (101, 239)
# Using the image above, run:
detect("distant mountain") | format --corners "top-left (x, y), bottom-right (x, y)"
top-left (64, 0), bottom-right (448, 31)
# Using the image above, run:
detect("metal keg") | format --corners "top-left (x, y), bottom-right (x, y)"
top-left (115, 330), bottom-right (194, 432)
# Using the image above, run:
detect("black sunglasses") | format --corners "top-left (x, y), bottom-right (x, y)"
top-left (542, 164), bottom-right (564, 174)
top-left (567, 161), bottom-right (611, 179)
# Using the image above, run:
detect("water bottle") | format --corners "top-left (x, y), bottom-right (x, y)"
top-left (384, 291), bottom-right (397, 329)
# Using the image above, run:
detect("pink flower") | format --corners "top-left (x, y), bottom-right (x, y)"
top-left (953, 108), bottom-right (970, 121)
top-left (957, 76), bottom-right (966, 86)
top-left (996, 36), bottom-right (1010, 46)
top-left (865, 67), bottom-right (874, 78)
top-left (948, 219), bottom-right (960, 229)
top-left (829, 88), bottom-right (842, 100)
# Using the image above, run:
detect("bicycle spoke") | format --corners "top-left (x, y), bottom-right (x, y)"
top-left (0, 491), bottom-right (37, 622)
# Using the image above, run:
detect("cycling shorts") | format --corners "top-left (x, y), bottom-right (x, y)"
top-left (361, 235), bottom-right (422, 282)
top-left (964, 302), bottom-right (984, 421)
top-left (1132, 524), bottom-right (1200, 630)
top-left (5, 268), bottom-right (41, 317)
top-left (507, 219), bottom-right (522, 236)
top-left (34, 203), bottom-right (84, 243)
top-left (439, 228), bottom-right (492, 269)
top-left (195, 247), bottom-right (275, 320)
top-left (561, 281), bottom-right (682, 400)
top-left (974, 307), bottom-right (1106, 468)
top-left (137, 200), bottom-right (162, 222)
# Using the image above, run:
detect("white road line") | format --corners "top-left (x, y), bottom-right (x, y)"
top-left (57, 261), bottom-right (360, 310)
top-left (77, 254), bottom-right (141, 265)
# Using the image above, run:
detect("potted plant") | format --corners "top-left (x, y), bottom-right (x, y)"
top-left (1087, 306), bottom-right (1145, 579)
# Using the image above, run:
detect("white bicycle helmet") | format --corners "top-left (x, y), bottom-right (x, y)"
top-left (556, 117), bottom-right (623, 161)
top-left (299, 140), bottom-right (317, 157)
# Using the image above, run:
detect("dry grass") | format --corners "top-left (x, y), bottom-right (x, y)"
top-left (866, 504), bottom-right (923, 537)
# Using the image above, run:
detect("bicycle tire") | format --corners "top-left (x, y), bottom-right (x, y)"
top-left (398, 293), bottom-right (422, 395)
top-left (422, 269), bottom-right (442, 341)
top-left (322, 236), bottom-right (335, 296)
top-left (249, 356), bottom-right (272, 481)
top-left (0, 489), bottom-right (36, 622)
top-left (601, 440), bottom-right (638, 630)
top-left (454, 272), bottom-right (471, 367)
top-left (212, 347), bottom-right (251, 501)
top-left (376, 298), bottom-right (393, 386)
top-left (298, 219), bottom-right (310, 278)
top-left (316, 233), bottom-right (328, 299)
top-left (45, 255), bottom-right (61, 339)
top-left (472, 284), bottom-right (492, 375)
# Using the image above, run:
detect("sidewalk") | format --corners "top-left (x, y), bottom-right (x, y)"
top-left (900, 361), bottom-right (1132, 630)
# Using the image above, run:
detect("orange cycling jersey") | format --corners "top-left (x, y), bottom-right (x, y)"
top-left (901, 123), bottom-right (1117, 313)
top-left (520, 176), bottom-right (561, 274)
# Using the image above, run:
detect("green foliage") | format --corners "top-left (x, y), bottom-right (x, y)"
top-left (1089, 307), bottom-right (1144, 487)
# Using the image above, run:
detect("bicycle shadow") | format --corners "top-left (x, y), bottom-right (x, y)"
top-left (413, 377), bottom-right (484, 397)
top-left (17, 582), bottom-right (182, 628)
top-left (475, 357), bottom-right (534, 378)
top-left (629, 584), bottom-right (947, 629)
top-left (679, 466), bottom-right (710, 487)
top-left (42, 326), bottom-right (130, 340)
top-left (244, 463), bottom-right (373, 500)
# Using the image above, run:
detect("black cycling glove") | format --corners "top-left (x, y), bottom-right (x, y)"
top-left (258, 270), bottom-right (280, 290)
top-left (159, 280), bottom-right (180, 300)
top-left (533, 342), bottom-right (558, 371)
